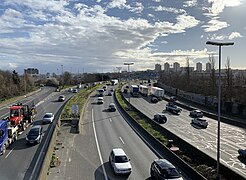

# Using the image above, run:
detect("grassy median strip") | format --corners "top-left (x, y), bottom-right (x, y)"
top-left (61, 85), bottom-right (100, 119)
top-left (115, 87), bottom-right (222, 180)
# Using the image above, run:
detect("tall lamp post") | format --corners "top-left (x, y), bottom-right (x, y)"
top-left (124, 62), bottom-right (134, 104)
top-left (206, 41), bottom-right (234, 179)
top-left (116, 67), bottom-right (122, 84)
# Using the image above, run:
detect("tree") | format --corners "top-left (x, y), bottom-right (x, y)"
top-left (209, 54), bottom-right (216, 96)
top-left (224, 56), bottom-right (233, 101)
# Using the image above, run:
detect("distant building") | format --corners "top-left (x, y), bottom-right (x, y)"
top-left (155, 64), bottom-right (161, 71)
top-left (24, 68), bottom-right (39, 75)
top-left (164, 62), bottom-right (170, 72)
top-left (196, 62), bottom-right (202, 72)
top-left (180, 67), bottom-right (194, 73)
top-left (173, 62), bottom-right (180, 72)
top-left (206, 63), bottom-right (211, 72)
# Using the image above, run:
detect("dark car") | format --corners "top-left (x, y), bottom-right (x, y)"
top-left (238, 149), bottom-right (246, 158)
top-left (108, 91), bottom-right (112, 96)
top-left (58, 95), bottom-right (65, 102)
top-left (154, 113), bottom-right (167, 123)
top-left (108, 103), bottom-right (116, 112)
top-left (26, 125), bottom-right (43, 145)
top-left (151, 97), bottom-right (158, 103)
top-left (123, 88), bottom-right (128, 93)
top-left (150, 159), bottom-right (183, 180)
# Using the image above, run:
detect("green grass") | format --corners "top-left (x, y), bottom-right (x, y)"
top-left (115, 86), bottom-right (221, 180)
top-left (61, 85), bottom-right (100, 119)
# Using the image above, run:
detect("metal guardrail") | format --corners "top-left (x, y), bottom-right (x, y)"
top-left (114, 91), bottom-right (206, 180)
top-left (27, 100), bottom-right (67, 180)
top-left (116, 88), bottom-right (246, 180)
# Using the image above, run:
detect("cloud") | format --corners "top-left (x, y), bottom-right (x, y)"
top-left (129, 2), bottom-right (144, 14)
top-left (107, 0), bottom-right (129, 9)
top-left (183, 0), bottom-right (197, 7)
top-left (152, 5), bottom-right (186, 14)
top-left (202, 18), bottom-right (229, 32)
top-left (208, 0), bottom-right (242, 15)
top-left (228, 32), bottom-right (243, 40)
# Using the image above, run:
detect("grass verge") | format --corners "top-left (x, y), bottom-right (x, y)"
top-left (115, 87), bottom-right (223, 180)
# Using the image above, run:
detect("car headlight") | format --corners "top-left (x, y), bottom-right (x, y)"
top-left (35, 135), bottom-right (40, 141)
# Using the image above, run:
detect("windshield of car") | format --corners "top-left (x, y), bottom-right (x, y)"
top-left (44, 114), bottom-right (52, 118)
top-left (161, 167), bottom-right (180, 178)
top-left (28, 128), bottom-right (39, 135)
top-left (115, 155), bottom-right (129, 163)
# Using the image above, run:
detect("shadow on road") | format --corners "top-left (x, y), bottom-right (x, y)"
top-left (94, 162), bottom-right (130, 180)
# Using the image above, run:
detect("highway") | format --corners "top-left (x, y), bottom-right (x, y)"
top-left (49, 87), bottom-right (190, 180)
top-left (0, 86), bottom-right (74, 180)
top-left (123, 92), bottom-right (246, 178)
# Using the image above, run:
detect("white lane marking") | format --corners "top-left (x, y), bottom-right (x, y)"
top-left (109, 118), bottom-right (112, 122)
top-left (119, 137), bottom-right (125, 144)
top-left (92, 109), bottom-right (108, 180)
top-left (5, 148), bottom-right (14, 158)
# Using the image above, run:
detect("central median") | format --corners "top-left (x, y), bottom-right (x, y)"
top-left (115, 86), bottom-right (244, 180)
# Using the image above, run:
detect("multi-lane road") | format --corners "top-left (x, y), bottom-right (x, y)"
top-left (48, 88), bottom-right (191, 180)
top-left (0, 87), bottom-right (73, 180)
top-left (123, 92), bottom-right (246, 178)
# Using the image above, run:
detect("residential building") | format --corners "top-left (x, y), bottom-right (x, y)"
top-left (196, 62), bottom-right (202, 72)
top-left (164, 62), bottom-right (170, 72)
top-left (173, 62), bottom-right (180, 72)
top-left (206, 63), bottom-right (211, 72)
top-left (155, 64), bottom-right (161, 71)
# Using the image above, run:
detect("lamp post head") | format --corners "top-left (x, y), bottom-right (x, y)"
top-left (206, 41), bottom-right (234, 46)
top-left (124, 62), bottom-right (134, 65)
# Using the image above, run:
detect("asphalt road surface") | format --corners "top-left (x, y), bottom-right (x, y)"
top-left (0, 86), bottom-right (75, 180)
top-left (124, 92), bottom-right (246, 178)
top-left (48, 87), bottom-right (190, 180)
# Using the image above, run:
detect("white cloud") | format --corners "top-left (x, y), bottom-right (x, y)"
top-left (129, 2), bottom-right (144, 14)
top-left (207, 0), bottom-right (242, 16)
top-left (228, 32), bottom-right (243, 40)
top-left (107, 0), bottom-right (129, 9)
top-left (175, 14), bottom-right (200, 30)
top-left (152, 5), bottom-right (186, 14)
top-left (183, 0), bottom-right (197, 7)
top-left (202, 18), bottom-right (229, 32)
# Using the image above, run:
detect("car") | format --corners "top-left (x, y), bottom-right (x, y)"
top-left (191, 118), bottom-right (208, 128)
top-left (58, 95), bottom-right (65, 102)
top-left (126, 85), bottom-right (129, 89)
top-left (190, 109), bottom-right (203, 118)
top-left (108, 91), bottom-right (112, 96)
top-left (68, 88), bottom-right (73, 92)
top-left (166, 102), bottom-right (182, 114)
top-left (108, 103), bottom-right (116, 112)
top-left (123, 88), bottom-right (128, 93)
top-left (42, 113), bottom-right (54, 124)
top-left (150, 159), bottom-right (183, 180)
top-left (26, 125), bottom-right (43, 145)
top-left (170, 96), bottom-right (177, 102)
top-left (154, 113), bottom-right (167, 123)
top-left (97, 97), bottom-right (104, 104)
top-left (151, 97), bottom-right (158, 103)
top-left (72, 88), bottom-right (78, 93)
top-left (238, 149), bottom-right (246, 158)
top-left (109, 148), bottom-right (132, 175)
top-left (110, 88), bottom-right (114, 92)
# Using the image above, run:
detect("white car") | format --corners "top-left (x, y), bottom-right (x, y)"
top-left (190, 109), bottom-right (203, 118)
top-left (191, 118), bottom-right (208, 128)
top-left (42, 113), bottom-right (54, 124)
top-left (97, 97), bottom-right (104, 104)
top-left (109, 148), bottom-right (132, 175)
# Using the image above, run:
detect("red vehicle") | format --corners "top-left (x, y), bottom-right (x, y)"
top-left (9, 103), bottom-right (36, 130)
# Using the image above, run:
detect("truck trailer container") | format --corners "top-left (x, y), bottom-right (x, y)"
top-left (150, 87), bottom-right (164, 99)
top-left (139, 85), bottom-right (148, 96)
top-left (130, 85), bottom-right (139, 97)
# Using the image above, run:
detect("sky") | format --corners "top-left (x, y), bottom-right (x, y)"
top-left (0, 0), bottom-right (245, 74)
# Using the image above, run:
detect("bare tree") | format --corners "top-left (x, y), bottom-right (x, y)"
top-left (224, 56), bottom-right (233, 101)
top-left (209, 54), bottom-right (216, 96)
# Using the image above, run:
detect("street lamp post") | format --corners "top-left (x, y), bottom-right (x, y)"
top-left (206, 41), bottom-right (234, 179)
top-left (124, 62), bottom-right (134, 104)
top-left (116, 67), bottom-right (122, 84)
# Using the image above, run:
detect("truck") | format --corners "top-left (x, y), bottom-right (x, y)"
top-left (150, 87), bottom-right (164, 99)
top-left (110, 79), bottom-right (118, 86)
top-left (139, 85), bottom-right (148, 96)
top-left (0, 103), bottom-right (37, 155)
top-left (130, 85), bottom-right (139, 97)
top-left (165, 102), bottom-right (182, 114)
